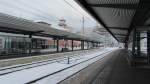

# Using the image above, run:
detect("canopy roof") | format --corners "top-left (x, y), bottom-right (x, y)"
top-left (76, 0), bottom-right (150, 43)
top-left (0, 13), bottom-right (100, 42)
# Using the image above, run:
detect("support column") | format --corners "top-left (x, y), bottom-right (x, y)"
top-left (132, 29), bottom-right (136, 56)
top-left (83, 41), bottom-right (84, 50)
top-left (29, 34), bottom-right (32, 55)
top-left (99, 42), bottom-right (101, 47)
top-left (81, 41), bottom-right (83, 50)
top-left (137, 31), bottom-right (141, 56)
top-left (56, 38), bottom-right (59, 52)
top-left (87, 41), bottom-right (89, 49)
top-left (92, 42), bottom-right (94, 48)
top-left (81, 41), bottom-right (82, 50)
top-left (71, 40), bottom-right (74, 51)
top-left (54, 39), bottom-right (55, 48)
top-left (124, 42), bottom-right (128, 49)
top-left (64, 39), bottom-right (67, 49)
top-left (147, 31), bottom-right (150, 64)
top-left (89, 42), bottom-right (91, 49)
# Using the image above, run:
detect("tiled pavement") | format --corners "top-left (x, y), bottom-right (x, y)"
top-left (91, 49), bottom-right (150, 84)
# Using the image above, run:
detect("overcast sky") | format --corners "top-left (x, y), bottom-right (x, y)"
top-left (0, 0), bottom-right (99, 32)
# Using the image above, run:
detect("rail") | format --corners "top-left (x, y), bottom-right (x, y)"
top-left (0, 48), bottom-right (117, 84)
top-left (27, 49), bottom-right (115, 84)
top-left (0, 49), bottom-right (96, 75)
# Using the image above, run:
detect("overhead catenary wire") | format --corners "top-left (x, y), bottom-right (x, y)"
top-left (0, 0), bottom-right (98, 28)
top-left (0, 1), bottom-right (59, 23)
top-left (63, 0), bottom-right (94, 21)
top-left (16, 0), bottom-right (60, 20)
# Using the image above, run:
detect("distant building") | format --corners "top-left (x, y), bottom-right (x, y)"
top-left (76, 25), bottom-right (118, 47)
top-left (58, 18), bottom-right (67, 27)
top-left (58, 18), bottom-right (73, 32)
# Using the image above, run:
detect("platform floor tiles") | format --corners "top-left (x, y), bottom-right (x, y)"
top-left (91, 49), bottom-right (150, 84)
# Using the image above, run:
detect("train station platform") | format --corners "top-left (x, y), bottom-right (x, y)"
top-left (91, 49), bottom-right (150, 84)
top-left (1, 48), bottom-right (150, 84)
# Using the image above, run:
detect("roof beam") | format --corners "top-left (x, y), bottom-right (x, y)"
top-left (125, 0), bottom-right (150, 42)
top-left (88, 2), bottom-right (150, 10)
top-left (88, 3), bottom-right (139, 9)
top-left (76, 0), bottom-right (119, 42)
top-left (0, 26), bottom-right (34, 35)
top-left (117, 37), bottom-right (126, 39)
top-left (116, 37), bottom-right (126, 39)
top-left (108, 27), bottom-right (129, 30)
top-left (136, 26), bottom-right (150, 31)
top-left (113, 33), bottom-right (128, 36)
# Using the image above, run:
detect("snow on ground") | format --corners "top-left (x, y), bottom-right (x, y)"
top-left (0, 47), bottom-right (118, 84)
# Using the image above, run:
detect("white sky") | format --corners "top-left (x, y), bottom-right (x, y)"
top-left (0, 0), bottom-right (99, 32)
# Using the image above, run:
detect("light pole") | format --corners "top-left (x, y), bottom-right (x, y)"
top-left (82, 16), bottom-right (85, 35)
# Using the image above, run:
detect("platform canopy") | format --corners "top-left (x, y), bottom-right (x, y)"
top-left (0, 13), bottom-right (100, 42)
top-left (76, 0), bottom-right (150, 43)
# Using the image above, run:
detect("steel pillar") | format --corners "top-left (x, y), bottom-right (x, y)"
top-left (137, 31), bottom-right (141, 56)
top-left (56, 38), bottom-right (59, 52)
top-left (87, 41), bottom-right (89, 49)
top-left (83, 41), bottom-right (84, 50)
top-left (81, 41), bottom-right (84, 50)
top-left (29, 34), bottom-right (32, 55)
top-left (81, 41), bottom-right (82, 50)
top-left (124, 42), bottom-right (128, 49)
top-left (64, 39), bottom-right (67, 49)
top-left (71, 40), bottom-right (74, 51)
top-left (54, 39), bottom-right (55, 48)
top-left (147, 31), bottom-right (150, 64)
top-left (132, 29), bottom-right (136, 56)
top-left (92, 42), bottom-right (94, 48)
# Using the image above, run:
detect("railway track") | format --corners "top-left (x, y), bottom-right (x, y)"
top-left (28, 48), bottom-right (115, 84)
top-left (0, 49), bottom-right (99, 76)
top-left (0, 48), bottom-right (117, 84)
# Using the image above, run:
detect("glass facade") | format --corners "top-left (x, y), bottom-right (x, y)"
top-left (31, 38), bottom-right (57, 53)
top-left (73, 41), bottom-right (81, 50)
top-left (127, 30), bottom-right (147, 58)
top-left (0, 35), bottom-right (57, 56)
top-left (0, 33), bottom-right (100, 59)
top-left (0, 36), bottom-right (30, 56)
